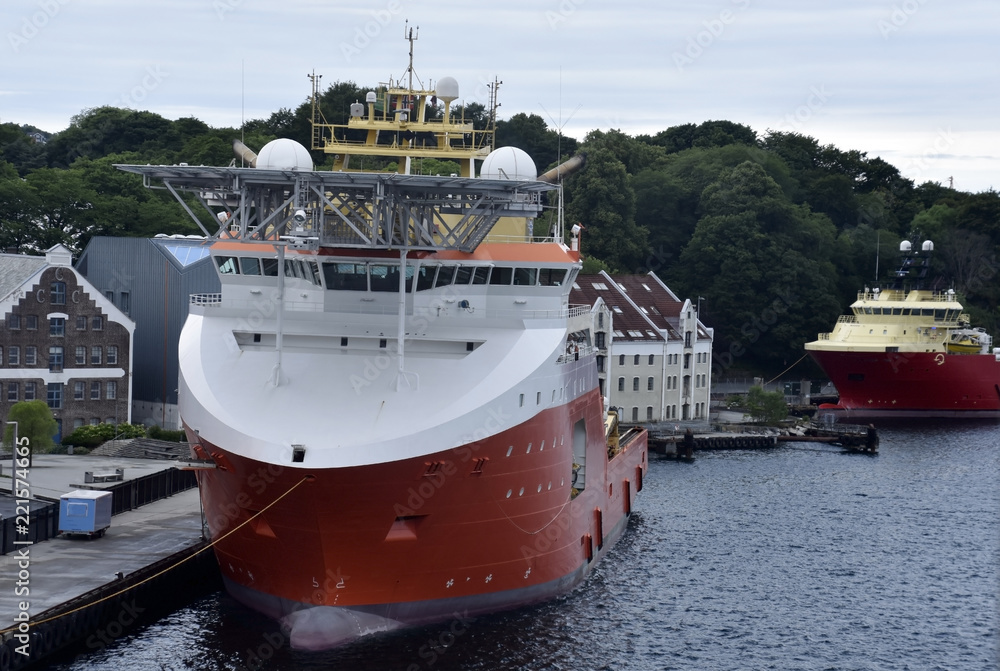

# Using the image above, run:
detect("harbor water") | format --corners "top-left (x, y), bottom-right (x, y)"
top-left (51, 420), bottom-right (998, 670)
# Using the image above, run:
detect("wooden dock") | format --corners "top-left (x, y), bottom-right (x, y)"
top-left (649, 422), bottom-right (878, 458)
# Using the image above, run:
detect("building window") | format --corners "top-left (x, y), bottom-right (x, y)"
top-left (596, 356), bottom-right (605, 373)
top-left (106, 381), bottom-right (117, 400)
top-left (648, 376), bottom-right (655, 391)
top-left (74, 381), bottom-right (85, 400)
top-left (595, 332), bottom-right (606, 349)
top-left (631, 407), bottom-right (638, 422)
top-left (648, 354), bottom-right (654, 365)
top-left (7, 314), bottom-right (20, 329)
top-left (632, 377), bottom-right (639, 391)
top-left (684, 353), bottom-right (691, 369)
top-left (7, 382), bottom-right (17, 402)
top-left (25, 346), bottom-right (37, 366)
top-left (8, 346), bottom-right (19, 366)
top-left (90, 418), bottom-right (100, 426)
top-left (107, 345), bottom-right (118, 365)
top-left (91, 346), bottom-right (102, 365)
top-left (685, 331), bottom-right (692, 348)
top-left (120, 292), bottom-right (130, 315)
top-left (618, 354), bottom-right (625, 366)
top-left (51, 281), bottom-right (66, 305)
top-left (633, 354), bottom-right (640, 365)
top-left (598, 312), bottom-right (604, 327)
top-left (647, 406), bottom-right (653, 420)
top-left (47, 383), bottom-right (62, 409)
top-left (24, 382), bottom-right (35, 401)
top-left (104, 290), bottom-right (114, 302)
top-left (75, 346), bottom-right (86, 366)
top-left (49, 346), bottom-right (63, 372)
top-left (26, 315), bottom-right (38, 330)
top-left (92, 315), bottom-right (103, 331)
top-left (50, 317), bottom-right (65, 336)
top-left (90, 381), bottom-right (101, 400)
top-left (618, 377), bottom-right (625, 392)
top-left (76, 315), bottom-right (87, 330)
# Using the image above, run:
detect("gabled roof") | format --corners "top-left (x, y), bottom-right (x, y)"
top-left (0, 254), bottom-right (47, 302)
top-left (608, 273), bottom-right (683, 339)
top-left (571, 275), bottom-right (663, 343)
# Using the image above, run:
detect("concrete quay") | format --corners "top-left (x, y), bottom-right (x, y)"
top-left (0, 454), bottom-right (215, 669)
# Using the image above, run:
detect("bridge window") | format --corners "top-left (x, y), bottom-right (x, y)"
top-left (489, 267), bottom-right (513, 285)
top-left (435, 265), bottom-right (456, 287)
top-left (216, 256), bottom-right (240, 274)
top-left (539, 268), bottom-right (567, 286)
top-left (241, 258), bottom-right (261, 275)
top-left (415, 266), bottom-right (438, 291)
top-left (513, 268), bottom-right (537, 286)
top-left (323, 263), bottom-right (368, 290)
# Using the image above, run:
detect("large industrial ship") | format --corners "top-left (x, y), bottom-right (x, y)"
top-left (805, 240), bottom-right (1000, 418)
top-left (117, 33), bottom-right (647, 649)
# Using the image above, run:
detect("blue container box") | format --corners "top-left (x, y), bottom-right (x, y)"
top-left (59, 490), bottom-right (113, 536)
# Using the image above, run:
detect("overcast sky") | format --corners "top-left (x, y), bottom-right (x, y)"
top-left (2, 0), bottom-right (997, 192)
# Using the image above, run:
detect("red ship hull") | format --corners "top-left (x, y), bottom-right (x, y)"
top-left (188, 388), bottom-right (647, 649)
top-left (808, 349), bottom-right (1000, 418)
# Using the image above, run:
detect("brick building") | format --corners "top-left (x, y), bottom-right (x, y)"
top-left (0, 245), bottom-right (134, 441)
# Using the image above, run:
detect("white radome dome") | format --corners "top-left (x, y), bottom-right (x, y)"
top-left (480, 146), bottom-right (537, 181)
top-left (256, 138), bottom-right (313, 171)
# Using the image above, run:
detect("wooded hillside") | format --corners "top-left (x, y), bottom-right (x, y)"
top-left (2, 82), bottom-right (997, 375)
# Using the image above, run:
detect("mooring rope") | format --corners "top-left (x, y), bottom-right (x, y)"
top-left (0, 475), bottom-right (311, 634)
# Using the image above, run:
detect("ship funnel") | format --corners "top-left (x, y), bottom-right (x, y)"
top-left (233, 139), bottom-right (258, 168)
top-left (537, 153), bottom-right (587, 184)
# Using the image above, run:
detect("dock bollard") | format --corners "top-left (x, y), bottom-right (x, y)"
top-left (683, 429), bottom-right (694, 459)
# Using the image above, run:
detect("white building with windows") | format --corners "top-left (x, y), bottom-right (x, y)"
top-left (571, 271), bottom-right (714, 424)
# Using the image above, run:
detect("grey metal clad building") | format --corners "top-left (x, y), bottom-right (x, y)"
top-left (76, 236), bottom-right (219, 428)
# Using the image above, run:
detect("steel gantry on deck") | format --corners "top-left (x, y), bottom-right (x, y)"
top-left (115, 165), bottom-right (558, 253)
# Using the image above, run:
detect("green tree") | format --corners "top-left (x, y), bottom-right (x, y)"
top-left (3, 401), bottom-right (59, 463)
top-left (563, 145), bottom-right (648, 271)
top-left (673, 161), bottom-right (841, 370)
top-left (744, 386), bottom-right (788, 424)
top-left (496, 113), bottom-right (578, 173)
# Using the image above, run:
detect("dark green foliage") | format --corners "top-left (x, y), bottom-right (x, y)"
top-left (1, 88), bottom-right (996, 374)
top-left (743, 386), bottom-right (789, 424)
top-left (3, 401), bottom-right (59, 454)
top-left (496, 113), bottom-right (578, 173)
top-left (147, 425), bottom-right (187, 442)
top-left (61, 422), bottom-right (147, 448)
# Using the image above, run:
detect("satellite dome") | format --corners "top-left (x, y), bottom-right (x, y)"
top-left (256, 138), bottom-right (313, 171)
top-left (436, 76), bottom-right (459, 103)
top-left (480, 147), bottom-right (537, 181)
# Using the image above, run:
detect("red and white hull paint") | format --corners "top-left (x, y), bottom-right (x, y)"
top-left (189, 377), bottom-right (646, 649)
top-left (808, 349), bottom-right (1000, 419)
